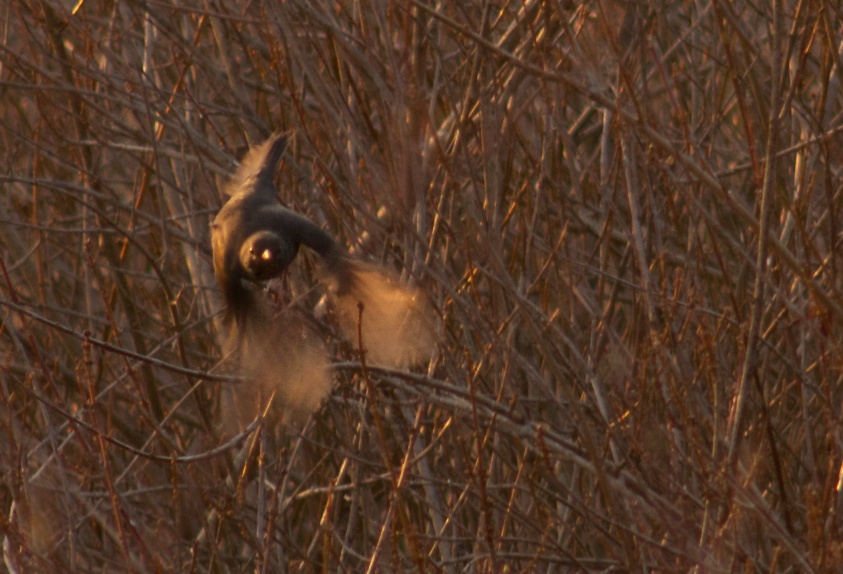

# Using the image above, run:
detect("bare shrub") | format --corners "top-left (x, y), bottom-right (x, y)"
top-left (1, 1), bottom-right (841, 571)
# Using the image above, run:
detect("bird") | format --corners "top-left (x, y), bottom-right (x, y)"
top-left (211, 132), bottom-right (436, 422)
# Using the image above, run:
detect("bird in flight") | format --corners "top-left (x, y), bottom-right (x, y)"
top-left (211, 132), bottom-right (435, 418)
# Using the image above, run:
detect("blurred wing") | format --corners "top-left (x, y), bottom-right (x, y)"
top-left (225, 132), bottom-right (289, 199)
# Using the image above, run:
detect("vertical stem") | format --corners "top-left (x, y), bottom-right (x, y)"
top-left (727, 0), bottom-right (783, 471)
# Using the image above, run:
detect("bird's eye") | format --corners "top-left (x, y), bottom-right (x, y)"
top-left (261, 249), bottom-right (273, 261)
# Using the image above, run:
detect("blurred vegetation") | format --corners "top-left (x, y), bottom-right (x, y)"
top-left (1, 0), bottom-right (842, 572)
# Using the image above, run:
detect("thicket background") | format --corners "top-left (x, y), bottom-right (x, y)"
top-left (1, 0), bottom-right (842, 572)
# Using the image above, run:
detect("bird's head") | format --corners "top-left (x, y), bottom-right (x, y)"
top-left (239, 230), bottom-right (297, 282)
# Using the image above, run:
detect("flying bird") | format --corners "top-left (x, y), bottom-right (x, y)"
top-left (211, 132), bottom-right (436, 420)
